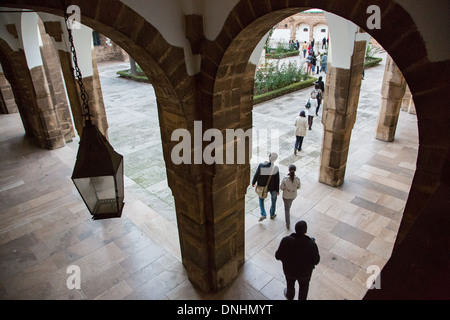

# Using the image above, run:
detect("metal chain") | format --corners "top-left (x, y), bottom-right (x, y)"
top-left (62, 4), bottom-right (91, 123)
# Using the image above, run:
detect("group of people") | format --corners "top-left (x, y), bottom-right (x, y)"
top-left (252, 152), bottom-right (320, 300)
top-left (250, 76), bottom-right (326, 300)
top-left (306, 51), bottom-right (327, 75)
top-left (301, 38), bottom-right (328, 75)
top-left (251, 76), bottom-right (325, 227)
top-left (294, 76), bottom-right (325, 153)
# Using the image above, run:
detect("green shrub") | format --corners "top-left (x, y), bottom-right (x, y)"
top-left (116, 70), bottom-right (150, 83)
top-left (253, 76), bottom-right (317, 105)
top-left (254, 60), bottom-right (308, 96)
top-left (364, 57), bottom-right (382, 68)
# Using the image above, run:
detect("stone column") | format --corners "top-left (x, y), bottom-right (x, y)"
top-left (56, 26), bottom-right (108, 138)
top-left (0, 72), bottom-right (18, 114)
top-left (39, 20), bottom-right (75, 143)
top-left (401, 85), bottom-right (412, 112)
top-left (319, 49), bottom-right (363, 186)
top-left (402, 85), bottom-right (416, 115)
top-left (319, 13), bottom-right (371, 187)
top-left (375, 55), bottom-right (407, 142)
top-left (162, 110), bottom-right (248, 293)
top-left (4, 14), bottom-right (65, 150)
top-left (29, 64), bottom-right (66, 149)
top-left (41, 15), bottom-right (109, 138)
top-left (161, 46), bottom-right (254, 293)
top-left (408, 98), bottom-right (416, 115)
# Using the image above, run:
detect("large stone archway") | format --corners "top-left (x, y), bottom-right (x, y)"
top-left (1, 0), bottom-right (449, 298)
top-left (201, 0), bottom-right (449, 298)
top-left (0, 0), bottom-right (210, 291)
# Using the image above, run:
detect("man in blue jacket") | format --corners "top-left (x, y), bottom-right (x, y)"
top-left (275, 220), bottom-right (320, 300)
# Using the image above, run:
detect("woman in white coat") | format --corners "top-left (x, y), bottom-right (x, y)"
top-left (280, 164), bottom-right (301, 229)
top-left (294, 110), bottom-right (308, 154)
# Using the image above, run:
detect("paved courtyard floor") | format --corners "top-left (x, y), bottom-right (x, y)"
top-left (0, 51), bottom-right (419, 300)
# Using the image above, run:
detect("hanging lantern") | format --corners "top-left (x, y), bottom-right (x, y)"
top-left (63, 4), bottom-right (124, 220)
top-left (72, 121), bottom-right (124, 220)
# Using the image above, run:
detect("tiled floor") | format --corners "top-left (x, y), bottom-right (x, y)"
top-left (0, 51), bottom-right (419, 300)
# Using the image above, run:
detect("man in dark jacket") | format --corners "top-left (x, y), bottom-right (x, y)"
top-left (252, 153), bottom-right (280, 221)
top-left (275, 220), bottom-right (320, 300)
top-left (315, 76), bottom-right (325, 116)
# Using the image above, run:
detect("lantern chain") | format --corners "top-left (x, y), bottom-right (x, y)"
top-left (62, 3), bottom-right (91, 123)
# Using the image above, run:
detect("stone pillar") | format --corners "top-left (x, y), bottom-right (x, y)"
top-left (29, 64), bottom-right (66, 149)
top-left (60, 50), bottom-right (108, 138)
top-left (319, 14), bottom-right (369, 187)
top-left (401, 85), bottom-right (412, 112)
top-left (163, 112), bottom-right (248, 292)
top-left (0, 72), bottom-right (18, 114)
top-left (408, 98), bottom-right (416, 115)
top-left (84, 50), bottom-right (109, 137)
top-left (2, 14), bottom-right (65, 150)
top-left (21, 14), bottom-right (67, 150)
top-left (39, 20), bottom-right (75, 143)
top-left (47, 20), bottom-right (108, 138)
top-left (402, 85), bottom-right (417, 115)
top-left (319, 52), bottom-right (363, 186)
top-left (375, 55), bottom-right (407, 142)
top-left (162, 58), bottom-right (254, 293)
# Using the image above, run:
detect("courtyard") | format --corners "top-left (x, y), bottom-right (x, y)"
top-left (0, 50), bottom-right (419, 299)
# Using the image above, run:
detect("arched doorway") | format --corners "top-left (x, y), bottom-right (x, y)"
top-left (205, 0), bottom-right (447, 298)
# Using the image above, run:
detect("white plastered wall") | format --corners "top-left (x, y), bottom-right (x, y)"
top-left (20, 12), bottom-right (43, 70)
top-left (324, 12), bottom-right (371, 70)
top-left (121, 0), bottom-right (240, 75)
top-left (0, 9), bottom-right (22, 52)
top-left (38, 12), bottom-right (94, 78)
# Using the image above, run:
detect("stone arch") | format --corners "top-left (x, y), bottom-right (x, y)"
top-left (0, 0), bottom-right (199, 190)
top-left (1, 0), bottom-right (219, 292)
top-left (204, 0), bottom-right (449, 297)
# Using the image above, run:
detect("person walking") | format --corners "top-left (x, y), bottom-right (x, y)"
top-left (315, 77), bottom-right (325, 116)
top-left (252, 153), bottom-right (280, 221)
top-left (280, 165), bottom-right (301, 229)
top-left (306, 53), bottom-right (313, 75)
top-left (275, 220), bottom-right (320, 300)
top-left (312, 83), bottom-right (323, 116)
top-left (315, 53), bottom-right (321, 75)
top-left (320, 53), bottom-right (327, 73)
top-left (301, 41), bottom-right (308, 58)
top-left (294, 110), bottom-right (308, 154)
top-left (305, 91), bottom-right (318, 130)
top-left (316, 76), bottom-right (325, 93)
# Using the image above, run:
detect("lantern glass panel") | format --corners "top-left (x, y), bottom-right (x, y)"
top-left (117, 159), bottom-right (124, 202)
top-left (74, 175), bottom-right (117, 215)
